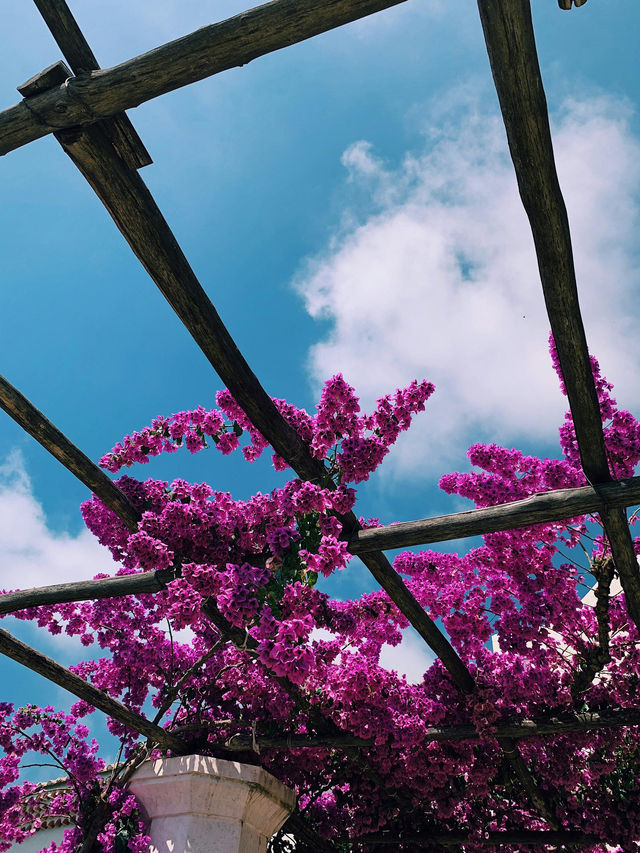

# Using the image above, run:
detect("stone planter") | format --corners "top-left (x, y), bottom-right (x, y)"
top-left (128, 755), bottom-right (296, 853)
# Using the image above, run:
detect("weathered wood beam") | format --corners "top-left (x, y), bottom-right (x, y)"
top-left (349, 476), bottom-right (640, 553)
top-left (0, 375), bottom-right (140, 531)
top-left (225, 708), bottom-right (640, 751)
top-left (5, 477), bottom-right (640, 617)
top-left (475, 0), bottom-right (640, 634)
top-left (0, 626), bottom-right (186, 752)
top-left (476, 0), bottom-right (607, 484)
top-left (0, 0), bottom-right (408, 156)
top-left (31, 0), bottom-right (151, 169)
top-left (54, 118), bottom-right (474, 696)
top-left (0, 570), bottom-right (174, 615)
top-left (344, 831), bottom-right (599, 848)
top-left (57, 122), bottom-right (327, 486)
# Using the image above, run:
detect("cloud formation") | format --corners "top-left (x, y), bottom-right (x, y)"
top-left (296, 95), bottom-right (640, 478)
top-left (0, 451), bottom-right (117, 593)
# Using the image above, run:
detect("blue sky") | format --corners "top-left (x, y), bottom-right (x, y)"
top-left (1, 0), bottom-right (640, 761)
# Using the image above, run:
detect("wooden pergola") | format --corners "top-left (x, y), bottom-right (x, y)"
top-left (0, 0), bottom-right (638, 849)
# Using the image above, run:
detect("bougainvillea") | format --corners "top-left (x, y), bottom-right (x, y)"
top-left (2, 353), bottom-right (640, 852)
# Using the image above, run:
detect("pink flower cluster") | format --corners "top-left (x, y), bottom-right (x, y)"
top-left (100, 375), bottom-right (433, 485)
top-left (3, 359), bottom-right (640, 851)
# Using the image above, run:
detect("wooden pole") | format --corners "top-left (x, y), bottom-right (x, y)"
top-left (0, 626), bottom-right (186, 752)
top-left (349, 477), bottom-right (640, 553)
top-left (0, 0), bottom-right (408, 156)
top-left (31, 0), bottom-right (151, 169)
top-left (0, 375), bottom-right (140, 531)
top-left (342, 830), bottom-right (599, 847)
top-left (0, 570), bottom-right (172, 615)
top-left (225, 707), bottom-right (640, 750)
top-left (54, 119), bottom-right (474, 695)
top-left (476, 0), bottom-right (640, 634)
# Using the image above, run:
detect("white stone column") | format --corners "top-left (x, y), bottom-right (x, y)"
top-left (128, 754), bottom-right (296, 853)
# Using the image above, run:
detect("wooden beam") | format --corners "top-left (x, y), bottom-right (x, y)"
top-left (476, 0), bottom-right (607, 484)
top-left (475, 0), bottom-right (640, 634)
top-left (0, 626), bottom-right (186, 752)
top-left (225, 707), bottom-right (640, 750)
top-left (0, 375), bottom-right (140, 531)
top-left (4, 477), bottom-right (640, 617)
top-left (56, 123), bottom-right (326, 486)
top-left (54, 119), bottom-right (475, 696)
top-left (599, 505), bottom-right (640, 631)
top-left (343, 831), bottom-right (599, 848)
top-left (31, 0), bottom-right (152, 169)
top-left (0, 570), bottom-right (173, 615)
top-left (0, 0), bottom-right (408, 156)
top-left (349, 476), bottom-right (640, 553)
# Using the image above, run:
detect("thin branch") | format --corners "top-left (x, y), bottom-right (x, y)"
top-left (0, 626), bottom-right (186, 753)
top-left (498, 736), bottom-right (558, 830)
top-left (152, 641), bottom-right (223, 725)
top-left (225, 707), bottom-right (640, 750)
top-left (0, 375), bottom-right (140, 532)
top-left (0, 0), bottom-right (408, 155)
top-left (571, 555), bottom-right (614, 698)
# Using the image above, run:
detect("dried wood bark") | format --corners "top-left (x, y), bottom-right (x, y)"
top-left (0, 571), bottom-right (172, 615)
top-left (341, 830), bottom-right (598, 847)
top-left (0, 0), bottom-right (408, 156)
top-left (225, 707), bottom-right (640, 750)
top-left (54, 117), bottom-right (475, 695)
top-left (32, 0), bottom-right (151, 169)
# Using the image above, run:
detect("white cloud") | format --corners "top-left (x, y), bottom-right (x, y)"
top-left (379, 628), bottom-right (435, 683)
top-left (312, 626), bottom-right (434, 683)
top-left (0, 451), bottom-right (117, 593)
top-left (296, 95), bottom-right (640, 477)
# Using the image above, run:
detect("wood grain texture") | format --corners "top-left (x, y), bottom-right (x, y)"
top-left (349, 477), bottom-right (640, 553)
top-left (0, 375), bottom-right (140, 531)
top-left (0, 626), bottom-right (186, 752)
top-left (0, 0), bottom-right (407, 156)
top-left (476, 0), bottom-right (640, 635)
top-left (600, 506), bottom-right (640, 630)
top-left (56, 120), bottom-right (475, 695)
top-left (0, 570), bottom-right (174, 615)
top-left (476, 0), bottom-right (608, 484)
top-left (31, 0), bottom-right (151, 169)
top-left (5, 479), bottom-right (640, 616)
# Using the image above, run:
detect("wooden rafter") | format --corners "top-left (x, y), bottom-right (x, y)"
top-left (0, 0), bottom-right (635, 844)
top-left (3, 474), bottom-right (640, 618)
top-left (350, 476), bottom-right (640, 552)
top-left (0, 0), bottom-right (408, 156)
top-left (31, 0), bottom-right (151, 169)
top-left (342, 830), bottom-right (599, 848)
top-left (476, 0), bottom-right (640, 633)
top-left (225, 707), bottom-right (640, 750)
top-left (0, 375), bottom-right (140, 531)
top-left (49, 76), bottom-right (475, 695)
top-left (0, 626), bottom-right (187, 752)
